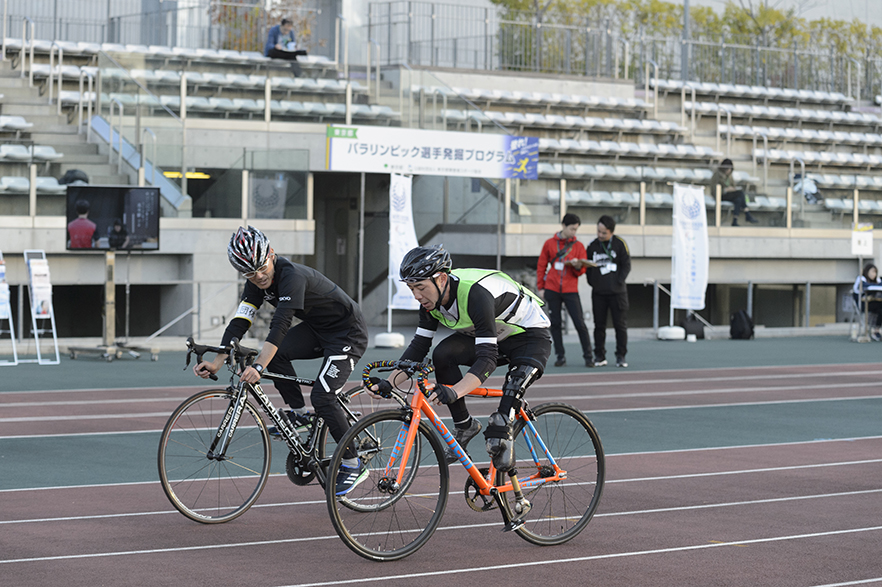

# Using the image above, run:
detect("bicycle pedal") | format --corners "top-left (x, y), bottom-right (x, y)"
top-left (503, 518), bottom-right (525, 532)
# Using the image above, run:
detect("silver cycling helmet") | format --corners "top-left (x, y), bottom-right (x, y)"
top-left (399, 245), bottom-right (452, 283)
top-left (228, 225), bottom-right (271, 274)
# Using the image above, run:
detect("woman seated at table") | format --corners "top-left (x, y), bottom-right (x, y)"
top-left (853, 263), bottom-right (882, 341)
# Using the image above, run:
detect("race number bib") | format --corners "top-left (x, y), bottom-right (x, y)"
top-left (234, 302), bottom-right (258, 323)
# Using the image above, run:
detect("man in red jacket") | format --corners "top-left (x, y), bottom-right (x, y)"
top-left (537, 213), bottom-right (594, 367)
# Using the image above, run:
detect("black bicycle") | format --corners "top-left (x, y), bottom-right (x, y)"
top-left (157, 337), bottom-right (405, 524)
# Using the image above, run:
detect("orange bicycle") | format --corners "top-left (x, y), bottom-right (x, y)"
top-left (325, 359), bottom-right (605, 561)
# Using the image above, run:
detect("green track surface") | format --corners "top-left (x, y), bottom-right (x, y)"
top-left (3, 398), bottom-right (879, 491)
top-left (1, 336), bottom-right (879, 393)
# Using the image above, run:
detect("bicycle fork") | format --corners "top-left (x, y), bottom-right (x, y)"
top-left (208, 386), bottom-right (249, 460)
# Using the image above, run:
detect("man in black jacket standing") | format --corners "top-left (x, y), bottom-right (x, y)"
top-left (585, 215), bottom-right (631, 367)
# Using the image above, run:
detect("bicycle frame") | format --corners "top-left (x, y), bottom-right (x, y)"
top-left (388, 385), bottom-right (568, 527)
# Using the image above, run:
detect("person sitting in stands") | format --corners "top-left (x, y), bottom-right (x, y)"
top-left (264, 18), bottom-right (304, 77)
top-left (711, 159), bottom-right (758, 226)
top-left (853, 262), bottom-right (882, 341)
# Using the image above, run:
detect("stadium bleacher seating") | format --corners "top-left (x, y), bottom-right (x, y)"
top-left (652, 78), bottom-right (851, 106)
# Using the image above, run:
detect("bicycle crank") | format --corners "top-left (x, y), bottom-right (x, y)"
top-left (286, 451), bottom-right (316, 486)
top-left (464, 468), bottom-right (497, 512)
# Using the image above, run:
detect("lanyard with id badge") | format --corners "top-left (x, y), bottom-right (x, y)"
top-left (552, 240), bottom-right (575, 272)
top-left (598, 239), bottom-right (617, 275)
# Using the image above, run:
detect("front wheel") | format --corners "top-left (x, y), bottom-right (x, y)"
top-left (325, 410), bottom-right (449, 561)
top-left (496, 403), bottom-right (605, 545)
top-left (158, 389), bottom-right (271, 524)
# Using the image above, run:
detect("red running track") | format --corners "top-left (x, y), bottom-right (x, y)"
top-left (2, 363), bottom-right (882, 587)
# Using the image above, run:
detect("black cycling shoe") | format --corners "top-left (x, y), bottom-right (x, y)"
top-left (268, 409), bottom-right (312, 440)
top-left (484, 412), bottom-right (515, 472)
top-left (443, 418), bottom-right (482, 464)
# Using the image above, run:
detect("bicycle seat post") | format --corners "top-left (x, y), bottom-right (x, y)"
top-left (507, 468), bottom-right (532, 518)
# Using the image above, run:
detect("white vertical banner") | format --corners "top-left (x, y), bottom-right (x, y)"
top-left (671, 183), bottom-right (709, 310)
top-left (388, 173), bottom-right (421, 310)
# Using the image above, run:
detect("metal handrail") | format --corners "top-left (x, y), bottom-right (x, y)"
top-left (1, 0), bottom-right (8, 62)
top-left (48, 41), bottom-right (64, 114)
top-left (367, 38), bottom-right (382, 103)
top-left (680, 83), bottom-right (696, 139)
top-left (645, 60), bottom-right (659, 119)
top-left (20, 17), bottom-right (34, 86)
top-left (141, 127), bottom-right (156, 186)
top-left (77, 69), bottom-right (95, 140)
top-left (108, 98), bottom-right (124, 174)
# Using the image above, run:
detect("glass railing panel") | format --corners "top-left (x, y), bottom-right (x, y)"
top-left (95, 51), bottom-right (187, 216)
top-left (511, 178), bottom-right (561, 225)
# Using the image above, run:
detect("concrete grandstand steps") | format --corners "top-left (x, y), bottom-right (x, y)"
top-left (57, 162), bottom-right (128, 182)
top-left (28, 130), bottom-right (86, 144)
top-left (13, 113), bottom-right (67, 127)
top-left (791, 207), bottom-right (842, 229)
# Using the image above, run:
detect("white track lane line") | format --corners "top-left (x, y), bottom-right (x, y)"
top-left (812, 579), bottom-right (882, 587)
top-left (3, 505), bottom-right (882, 567)
top-left (3, 385), bottom-right (882, 427)
top-left (277, 525), bottom-right (882, 587)
top-left (3, 460), bottom-right (882, 526)
top-left (528, 369), bottom-right (882, 390)
top-left (4, 363), bottom-right (880, 397)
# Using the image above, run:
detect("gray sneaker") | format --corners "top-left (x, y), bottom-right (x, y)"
top-left (443, 418), bottom-right (482, 464)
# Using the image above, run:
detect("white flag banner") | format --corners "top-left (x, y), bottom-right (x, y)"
top-left (671, 183), bottom-right (709, 310)
top-left (388, 174), bottom-right (421, 310)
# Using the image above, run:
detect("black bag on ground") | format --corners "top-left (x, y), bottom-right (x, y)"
top-left (730, 310), bottom-right (754, 340)
top-left (680, 313), bottom-right (705, 339)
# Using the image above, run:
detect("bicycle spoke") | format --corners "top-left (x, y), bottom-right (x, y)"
top-left (325, 410), bottom-right (449, 561)
top-left (498, 403), bottom-right (605, 545)
top-left (158, 390), bottom-right (271, 524)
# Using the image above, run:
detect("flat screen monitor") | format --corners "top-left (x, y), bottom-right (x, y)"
top-left (65, 185), bottom-right (160, 251)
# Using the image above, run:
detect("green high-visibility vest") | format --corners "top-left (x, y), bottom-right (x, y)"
top-left (429, 268), bottom-right (545, 340)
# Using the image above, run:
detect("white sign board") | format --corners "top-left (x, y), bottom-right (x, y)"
top-left (326, 125), bottom-right (539, 179)
top-left (851, 223), bottom-right (873, 256)
top-left (671, 183), bottom-right (709, 310)
top-left (388, 174), bottom-right (421, 310)
top-left (28, 259), bottom-right (52, 318)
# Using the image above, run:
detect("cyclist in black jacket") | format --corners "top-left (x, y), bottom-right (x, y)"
top-left (193, 226), bottom-right (370, 495)
top-left (585, 215), bottom-right (631, 368)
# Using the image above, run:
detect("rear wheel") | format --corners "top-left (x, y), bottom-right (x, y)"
top-left (496, 403), bottom-right (604, 545)
top-left (325, 410), bottom-right (449, 561)
top-left (158, 389), bottom-right (270, 524)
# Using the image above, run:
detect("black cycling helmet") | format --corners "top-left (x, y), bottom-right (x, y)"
top-left (399, 245), bottom-right (452, 283)
top-left (228, 225), bottom-right (271, 274)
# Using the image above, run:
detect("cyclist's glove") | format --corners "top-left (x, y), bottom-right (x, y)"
top-left (432, 384), bottom-right (459, 404)
top-left (368, 377), bottom-right (394, 398)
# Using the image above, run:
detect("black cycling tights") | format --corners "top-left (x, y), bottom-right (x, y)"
top-left (432, 331), bottom-right (550, 425)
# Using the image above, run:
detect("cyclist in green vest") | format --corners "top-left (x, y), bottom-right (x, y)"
top-left (371, 245), bottom-right (551, 471)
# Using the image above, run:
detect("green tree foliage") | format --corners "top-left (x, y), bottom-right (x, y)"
top-left (488, 0), bottom-right (882, 51)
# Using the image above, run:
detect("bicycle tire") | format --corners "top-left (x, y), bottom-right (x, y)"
top-left (325, 409), bottom-right (449, 561)
top-left (158, 389), bottom-right (271, 524)
top-left (496, 402), bottom-right (605, 546)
